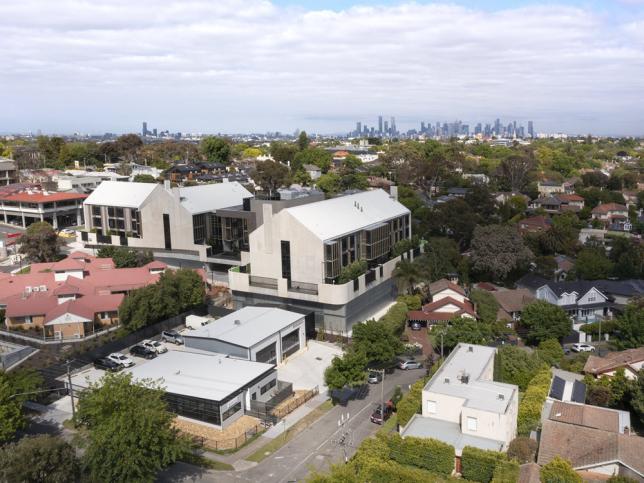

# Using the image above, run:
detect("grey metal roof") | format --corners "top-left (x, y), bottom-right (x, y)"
top-left (543, 279), bottom-right (644, 298)
top-left (84, 181), bottom-right (159, 208)
top-left (178, 182), bottom-right (253, 214)
top-left (424, 343), bottom-right (517, 414)
top-left (184, 306), bottom-right (304, 348)
top-left (126, 350), bottom-right (274, 401)
top-left (401, 415), bottom-right (505, 455)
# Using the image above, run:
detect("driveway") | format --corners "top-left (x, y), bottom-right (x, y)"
top-left (405, 326), bottom-right (433, 358)
top-left (277, 340), bottom-right (342, 391)
top-left (158, 367), bottom-right (425, 483)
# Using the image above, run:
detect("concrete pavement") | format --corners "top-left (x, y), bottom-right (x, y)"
top-left (158, 367), bottom-right (425, 483)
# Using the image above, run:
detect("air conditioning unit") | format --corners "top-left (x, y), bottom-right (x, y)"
top-left (32, 286), bottom-right (40, 292)
top-left (25, 286), bottom-right (32, 293)
top-left (39, 285), bottom-right (47, 291)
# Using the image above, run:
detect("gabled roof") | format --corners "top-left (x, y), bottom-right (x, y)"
top-left (549, 401), bottom-right (627, 433)
top-left (285, 189), bottom-right (409, 241)
top-left (557, 194), bottom-right (584, 202)
top-left (592, 203), bottom-right (628, 214)
top-left (421, 296), bottom-right (476, 316)
top-left (492, 288), bottom-right (534, 313)
top-left (584, 347), bottom-right (644, 375)
top-left (428, 279), bottom-right (466, 297)
top-left (543, 279), bottom-right (644, 299)
top-left (84, 181), bottom-right (159, 208)
top-left (178, 182), bottom-right (252, 215)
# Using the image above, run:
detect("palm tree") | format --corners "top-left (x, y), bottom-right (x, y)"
top-left (392, 259), bottom-right (421, 295)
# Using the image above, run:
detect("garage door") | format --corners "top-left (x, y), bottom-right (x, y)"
top-left (256, 343), bottom-right (277, 364)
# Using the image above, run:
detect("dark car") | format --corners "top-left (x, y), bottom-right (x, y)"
top-left (130, 344), bottom-right (157, 359)
top-left (370, 402), bottom-right (393, 425)
top-left (93, 357), bottom-right (121, 371)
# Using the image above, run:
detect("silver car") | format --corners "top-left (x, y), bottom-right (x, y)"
top-left (398, 358), bottom-right (422, 370)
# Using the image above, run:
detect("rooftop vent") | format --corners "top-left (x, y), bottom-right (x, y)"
top-left (468, 346), bottom-right (474, 352)
top-left (234, 319), bottom-right (241, 325)
top-left (498, 394), bottom-right (505, 400)
top-left (461, 374), bottom-right (470, 384)
top-left (444, 377), bottom-right (450, 384)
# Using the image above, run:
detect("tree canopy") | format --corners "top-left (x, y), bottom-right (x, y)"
top-left (351, 319), bottom-right (403, 364)
top-left (0, 435), bottom-right (79, 483)
top-left (251, 160), bottom-right (290, 196)
top-left (18, 222), bottom-right (63, 262)
top-left (520, 301), bottom-right (571, 345)
top-left (200, 136), bottom-right (232, 164)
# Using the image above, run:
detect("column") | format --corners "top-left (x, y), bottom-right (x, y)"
top-left (52, 216), bottom-right (58, 230)
top-left (76, 208), bottom-right (82, 226)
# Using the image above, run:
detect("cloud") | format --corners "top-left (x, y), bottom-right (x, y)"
top-left (0, 0), bottom-right (643, 134)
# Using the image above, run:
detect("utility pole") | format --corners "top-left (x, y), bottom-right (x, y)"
top-left (66, 360), bottom-right (76, 421)
top-left (333, 412), bottom-right (352, 464)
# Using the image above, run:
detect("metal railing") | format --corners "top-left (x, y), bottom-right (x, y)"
top-left (249, 275), bottom-right (278, 289)
top-left (289, 281), bottom-right (318, 295)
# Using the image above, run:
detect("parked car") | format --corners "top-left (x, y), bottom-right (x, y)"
top-left (368, 371), bottom-right (382, 384)
top-left (130, 344), bottom-right (157, 359)
top-left (398, 357), bottom-right (422, 370)
top-left (370, 402), bottom-right (393, 424)
top-left (93, 357), bottom-right (121, 371)
top-left (571, 343), bottom-right (595, 353)
top-left (410, 321), bottom-right (422, 331)
top-left (161, 330), bottom-right (184, 345)
top-left (107, 352), bottom-right (135, 368)
top-left (57, 228), bottom-right (76, 238)
top-left (141, 339), bottom-right (168, 354)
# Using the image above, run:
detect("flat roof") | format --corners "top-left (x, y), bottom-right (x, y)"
top-left (127, 350), bottom-right (274, 401)
top-left (185, 306), bottom-right (304, 348)
top-left (285, 189), bottom-right (409, 241)
top-left (425, 343), bottom-right (517, 414)
top-left (84, 181), bottom-right (158, 208)
top-left (401, 415), bottom-right (505, 454)
top-left (178, 182), bottom-right (252, 214)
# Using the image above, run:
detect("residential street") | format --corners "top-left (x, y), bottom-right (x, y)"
top-left (158, 367), bottom-right (425, 483)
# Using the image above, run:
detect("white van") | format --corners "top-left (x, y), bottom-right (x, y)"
top-left (185, 315), bottom-right (211, 330)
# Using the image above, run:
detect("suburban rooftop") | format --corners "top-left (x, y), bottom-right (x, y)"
top-left (186, 306), bottom-right (304, 348)
top-left (424, 343), bottom-right (517, 414)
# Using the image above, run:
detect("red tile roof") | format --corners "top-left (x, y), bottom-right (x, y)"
top-left (0, 191), bottom-right (87, 203)
top-left (428, 279), bottom-right (466, 297)
top-left (592, 203), bottom-right (627, 214)
top-left (583, 348), bottom-right (644, 375)
top-left (557, 194), bottom-right (584, 202)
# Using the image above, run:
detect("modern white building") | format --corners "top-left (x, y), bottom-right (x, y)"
top-left (401, 343), bottom-right (518, 455)
top-left (79, 180), bottom-right (254, 266)
top-left (184, 306), bottom-right (306, 365)
top-left (229, 189), bottom-right (413, 333)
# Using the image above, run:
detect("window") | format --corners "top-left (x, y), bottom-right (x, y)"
top-left (24, 316), bottom-right (33, 324)
top-left (466, 416), bottom-right (478, 431)
top-left (221, 401), bottom-right (242, 421)
top-left (163, 214), bottom-right (172, 250)
top-left (260, 378), bottom-right (277, 395)
top-left (281, 241), bottom-right (291, 281)
top-left (427, 400), bottom-right (437, 414)
top-left (587, 293), bottom-right (596, 302)
top-left (192, 214), bottom-right (206, 244)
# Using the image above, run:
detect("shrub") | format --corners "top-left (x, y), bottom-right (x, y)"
top-left (397, 294), bottom-right (422, 311)
top-left (337, 259), bottom-right (368, 284)
top-left (379, 301), bottom-right (409, 336)
top-left (491, 459), bottom-right (520, 483)
top-left (387, 433), bottom-right (455, 476)
top-left (396, 377), bottom-right (427, 427)
top-left (517, 367), bottom-right (552, 436)
top-left (540, 456), bottom-right (582, 483)
top-left (579, 320), bottom-right (619, 336)
top-left (536, 339), bottom-right (564, 367)
top-left (507, 436), bottom-right (537, 464)
top-left (461, 446), bottom-right (506, 483)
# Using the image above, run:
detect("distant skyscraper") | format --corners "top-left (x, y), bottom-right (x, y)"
top-left (390, 117), bottom-right (396, 135)
top-left (356, 121), bottom-right (362, 136)
top-left (152, 128), bottom-right (157, 137)
top-left (383, 121), bottom-right (389, 135)
top-left (494, 118), bottom-right (501, 136)
top-left (378, 116), bottom-right (383, 134)
top-left (420, 121), bottom-right (425, 133)
top-left (528, 121), bottom-right (534, 138)
top-left (142, 121), bottom-right (148, 137)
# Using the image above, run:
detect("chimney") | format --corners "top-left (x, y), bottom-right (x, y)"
top-left (390, 185), bottom-right (398, 201)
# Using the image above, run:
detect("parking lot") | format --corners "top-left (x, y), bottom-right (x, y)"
top-left (276, 340), bottom-right (342, 391)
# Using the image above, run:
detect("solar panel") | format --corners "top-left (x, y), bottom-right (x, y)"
top-left (571, 381), bottom-right (587, 403)
top-left (549, 375), bottom-right (565, 400)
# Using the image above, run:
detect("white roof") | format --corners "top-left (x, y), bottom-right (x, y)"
top-left (84, 181), bottom-right (158, 208)
top-left (425, 343), bottom-right (517, 414)
top-left (185, 307), bottom-right (304, 348)
top-left (126, 350), bottom-right (274, 401)
top-left (178, 182), bottom-right (252, 214)
top-left (285, 189), bottom-right (409, 241)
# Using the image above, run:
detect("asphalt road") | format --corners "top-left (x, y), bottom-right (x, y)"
top-left (158, 367), bottom-right (425, 483)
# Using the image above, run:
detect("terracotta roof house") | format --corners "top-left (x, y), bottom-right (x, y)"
top-left (428, 278), bottom-right (467, 303)
top-left (492, 288), bottom-right (535, 323)
top-left (518, 215), bottom-right (552, 235)
top-left (584, 347), bottom-right (644, 380)
top-left (407, 297), bottom-right (477, 325)
top-left (0, 252), bottom-right (168, 341)
top-left (592, 203), bottom-right (629, 229)
top-left (538, 402), bottom-right (643, 481)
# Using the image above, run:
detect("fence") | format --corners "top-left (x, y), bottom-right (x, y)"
top-left (0, 343), bottom-right (37, 370)
top-left (271, 386), bottom-right (319, 419)
top-left (190, 423), bottom-right (265, 452)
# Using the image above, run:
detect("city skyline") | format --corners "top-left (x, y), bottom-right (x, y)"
top-left (1, 0), bottom-right (644, 136)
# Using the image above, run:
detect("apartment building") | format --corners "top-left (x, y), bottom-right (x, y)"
top-left (80, 180), bottom-right (253, 265)
top-left (401, 343), bottom-right (519, 455)
top-left (0, 158), bottom-right (19, 186)
top-left (0, 185), bottom-right (86, 228)
top-left (229, 189), bottom-right (413, 333)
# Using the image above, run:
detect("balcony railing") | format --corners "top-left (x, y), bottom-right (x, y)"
top-left (289, 280), bottom-right (318, 295)
top-left (249, 275), bottom-right (278, 290)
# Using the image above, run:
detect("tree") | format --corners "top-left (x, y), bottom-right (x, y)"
top-left (429, 198), bottom-right (479, 249)
top-left (200, 136), bottom-right (232, 164)
top-left (439, 317), bottom-right (491, 351)
top-left (0, 374), bottom-right (24, 442)
top-left (470, 224), bottom-right (533, 281)
top-left (470, 289), bottom-right (500, 324)
top-left (316, 172), bottom-right (342, 194)
top-left (536, 339), bottom-right (564, 366)
top-left (114, 134), bottom-right (143, 162)
top-left (575, 247), bottom-right (613, 280)
top-left (78, 372), bottom-right (188, 482)
top-left (251, 160), bottom-right (290, 196)
top-left (496, 345), bottom-right (542, 390)
top-left (507, 436), bottom-right (537, 464)
top-left (540, 456), bottom-right (582, 483)
top-left (351, 319), bottom-right (403, 364)
top-left (269, 141), bottom-right (299, 165)
top-left (0, 435), bottom-right (80, 483)
top-left (521, 301), bottom-right (571, 345)
top-left (18, 222), bottom-right (63, 262)
top-left (499, 153), bottom-right (534, 192)
top-left (630, 369), bottom-right (644, 426)
top-left (96, 246), bottom-right (152, 268)
top-left (133, 174), bottom-right (157, 183)
top-left (614, 299), bottom-right (644, 349)
top-left (324, 351), bottom-right (368, 391)
top-left (297, 131), bottom-right (309, 151)
top-left (392, 259), bottom-right (422, 294)
top-left (292, 147), bottom-right (333, 173)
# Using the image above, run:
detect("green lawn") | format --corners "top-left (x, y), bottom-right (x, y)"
top-left (179, 452), bottom-right (234, 471)
top-left (245, 399), bottom-right (333, 463)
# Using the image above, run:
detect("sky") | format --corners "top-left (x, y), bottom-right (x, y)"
top-left (1, 0), bottom-right (643, 136)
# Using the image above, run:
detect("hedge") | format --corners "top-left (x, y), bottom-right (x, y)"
top-left (518, 367), bottom-right (552, 436)
top-left (461, 446), bottom-right (506, 483)
top-left (491, 459), bottom-right (520, 483)
top-left (396, 377), bottom-right (426, 427)
top-left (387, 434), bottom-right (455, 477)
top-left (379, 301), bottom-right (410, 336)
